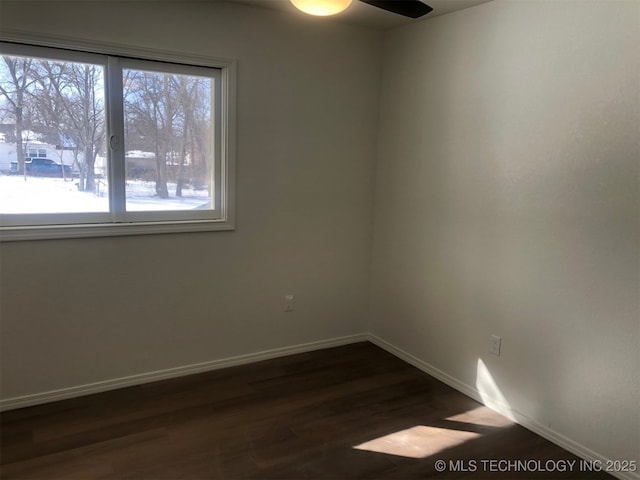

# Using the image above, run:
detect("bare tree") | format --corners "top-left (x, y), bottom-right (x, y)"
top-left (30, 62), bottom-right (72, 182)
top-left (124, 70), bottom-right (179, 198)
top-left (38, 60), bottom-right (105, 192)
top-left (165, 74), bottom-right (211, 198)
top-left (0, 56), bottom-right (36, 178)
top-left (173, 75), bottom-right (190, 197)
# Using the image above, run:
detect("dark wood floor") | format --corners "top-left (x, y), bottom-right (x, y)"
top-left (1, 342), bottom-right (613, 479)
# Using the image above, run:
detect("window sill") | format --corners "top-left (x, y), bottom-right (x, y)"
top-left (0, 219), bottom-right (235, 242)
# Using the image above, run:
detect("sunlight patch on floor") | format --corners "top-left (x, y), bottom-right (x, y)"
top-left (355, 360), bottom-right (516, 459)
top-left (353, 425), bottom-right (481, 459)
top-left (446, 405), bottom-right (514, 428)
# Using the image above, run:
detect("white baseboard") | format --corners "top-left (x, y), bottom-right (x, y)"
top-left (0, 333), bottom-right (367, 412)
top-left (367, 334), bottom-right (639, 480)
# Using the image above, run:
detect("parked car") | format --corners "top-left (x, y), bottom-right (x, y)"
top-left (10, 158), bottom-right (73, 177)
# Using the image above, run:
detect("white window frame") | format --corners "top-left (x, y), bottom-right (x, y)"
top-left (0, 32), bottom-right (236, 241)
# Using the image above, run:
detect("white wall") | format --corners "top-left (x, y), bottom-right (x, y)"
top-left (0, 1), bottom-right (381, 399)
top-left (370, 0), bottom-right (639, 469)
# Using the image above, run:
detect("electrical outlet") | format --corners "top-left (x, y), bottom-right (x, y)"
top-left (490, 334), bottom-right (502, 356)
top-left (284, 294), bottom-right (294, 312)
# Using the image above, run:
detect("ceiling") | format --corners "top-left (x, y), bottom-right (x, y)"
top-left (227, 0), bottom-right (493, 30)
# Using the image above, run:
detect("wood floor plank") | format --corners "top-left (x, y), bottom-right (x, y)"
top-left (1, 342), bottom-right (614, 479)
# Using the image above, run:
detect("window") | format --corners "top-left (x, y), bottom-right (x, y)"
top-left (0, 40), bottom-right (235, 241)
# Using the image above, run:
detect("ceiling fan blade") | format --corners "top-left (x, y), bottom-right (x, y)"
top-left (359, 0), bottom-right (433, 18)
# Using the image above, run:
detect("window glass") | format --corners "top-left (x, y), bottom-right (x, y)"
top-left (122, 67), bottom-right (214, 212)
top-left (0, 53), bottom-right (109, 214)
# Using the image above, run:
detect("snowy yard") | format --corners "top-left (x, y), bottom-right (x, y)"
top-left (0, 174), bottom-right (210, 214)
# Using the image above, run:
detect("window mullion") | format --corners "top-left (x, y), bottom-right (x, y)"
top-left (106, 56), bottom-right (126, 221)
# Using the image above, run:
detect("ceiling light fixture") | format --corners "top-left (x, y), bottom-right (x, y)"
top-left (290, 0), bottom-right (353, 16)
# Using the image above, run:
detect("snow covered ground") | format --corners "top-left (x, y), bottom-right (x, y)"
top-left (0, 174), bottom-right (210, 214)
